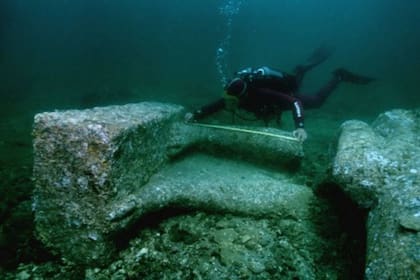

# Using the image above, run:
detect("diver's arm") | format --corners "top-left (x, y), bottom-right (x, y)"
top-left (290, 99), bottom-right (305, 129)
top-left (256, 89), bottom-right (305, 129)
top-left (257, 88), bottom-right (307, 141)
top-left (288, 100), bottom-right (308, 141)
top-left (187, 98), bottom-right (225, 121)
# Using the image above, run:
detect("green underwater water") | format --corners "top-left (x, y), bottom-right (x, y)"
top-left (0, 0), bottom-right (419, 278)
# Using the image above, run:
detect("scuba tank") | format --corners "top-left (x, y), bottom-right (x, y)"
top-left (235, 66), bottom-right (298, 93)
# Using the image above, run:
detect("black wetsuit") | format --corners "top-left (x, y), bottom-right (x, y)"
top-left (193, 66), bottom-right (340, 129)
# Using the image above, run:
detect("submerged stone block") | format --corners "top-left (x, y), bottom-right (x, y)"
top-left (333, 109), bottom-right (420, 280)
top-left (32, 102), bottom-right (303, 265)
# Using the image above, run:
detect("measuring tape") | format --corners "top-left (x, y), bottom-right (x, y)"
top-left (191, 122), bottom-right (299, 142)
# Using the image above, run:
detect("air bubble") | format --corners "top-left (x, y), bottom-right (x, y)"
top-left (215, 0), bottom-right (244, 87)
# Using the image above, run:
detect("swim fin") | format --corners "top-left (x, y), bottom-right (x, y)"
top-left (294, 45), bottom-right (334, 75)
top-left (306, 45), bottom-right (334, 66)
top-left (333, 68), bottom-right (375, 84)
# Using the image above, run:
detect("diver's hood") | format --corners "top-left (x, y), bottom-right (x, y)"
top-left (225, 78), bottom-right (247, 97)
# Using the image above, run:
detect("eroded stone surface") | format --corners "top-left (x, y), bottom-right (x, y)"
top-left (33, 102), bottom-right (185, 264)
top-left (333, 109), bottom-right (420, 280)
top-left (109, 153), bottom-right (313, 231)
top-left (32, 102), bottom-right (303, 265)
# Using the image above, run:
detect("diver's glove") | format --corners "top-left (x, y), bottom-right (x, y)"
top-left (184, 111), bottom-right (201, 123)
top-left (184, 112), bottom-right (195, 123)
top-left (293, 128), bottom-right (308, 142)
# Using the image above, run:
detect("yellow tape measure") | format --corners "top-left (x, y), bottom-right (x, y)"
top-left (191, 122), bottom-right (299, 142)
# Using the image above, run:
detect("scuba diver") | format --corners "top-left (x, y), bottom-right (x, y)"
top-left (185, 46), bottom-right (374, 142)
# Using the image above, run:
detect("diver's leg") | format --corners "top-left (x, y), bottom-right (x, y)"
top-left (294, 45), bottom-right (334, 85)
top-left (297, 76), bottom-right (340, 109)
top-left (297, 69), bottom-right (374, 109)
